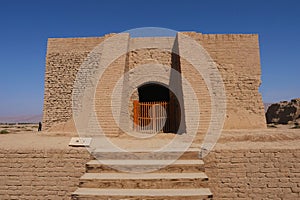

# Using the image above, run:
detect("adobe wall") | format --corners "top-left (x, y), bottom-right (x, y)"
top-left (93, 36), bottom-right (211, 137)
top-left (205, 148), bottom-right (300, 199)
top-left (43, 35), bottom-right (113, 131)
top-left (43, 32), bottom-right (266, 132)
top-left (0, 148), bottom-right (91, 199)
top-left (185, 33), bottom-right (266, 129)
top-left (1, 140), bottom-right (299, 199)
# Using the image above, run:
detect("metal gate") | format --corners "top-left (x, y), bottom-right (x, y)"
top-left (133, 100), bottom-right (170, 133)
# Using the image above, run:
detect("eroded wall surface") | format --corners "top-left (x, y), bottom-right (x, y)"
top-left (205, 148), bottom-right (300, 199)
top-left (0, 149), bottom-right (91, 199)
top-left (1, 146), bottom-right (299, 199)
top-left (43, 32), bottom-right (266, 132)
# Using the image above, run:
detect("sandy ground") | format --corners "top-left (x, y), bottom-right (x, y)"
top-left (216, 129), bottom-right (300, 150)
top-left (0, 124), bottom-right (299, 151)
top-left (0, 124), bottom-right (38, 133)
top-left (0, 131), bottom-right (71, 150)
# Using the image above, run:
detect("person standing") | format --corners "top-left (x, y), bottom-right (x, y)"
top-left (38, 122), bottom-right (42, 132)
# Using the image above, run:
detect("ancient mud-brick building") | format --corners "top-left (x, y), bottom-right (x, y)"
top-left (43, 32), bottom-right (266, 136)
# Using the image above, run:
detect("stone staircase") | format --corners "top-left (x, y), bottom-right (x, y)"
top-left (71, 149), bottom-right (213, 200)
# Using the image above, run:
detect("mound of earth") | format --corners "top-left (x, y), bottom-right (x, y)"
top-left (266, 98), bottom-right (300, 124)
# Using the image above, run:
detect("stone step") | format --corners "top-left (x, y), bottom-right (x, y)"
top-left (79, 172), bottom-right (208, 189)
top-left (91, 149), bottom-right (200, 160)
top-left (86, 159), bottom-right (205, 173)
top-left (71, 188), bottom-right (213, 200)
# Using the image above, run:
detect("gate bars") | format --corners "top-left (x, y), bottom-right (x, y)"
top-left (133, 100), bottom-right (170, 133)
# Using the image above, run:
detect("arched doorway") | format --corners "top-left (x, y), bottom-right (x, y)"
top-left (133, 83), bottom-right (180, 133)
top-left (138, 84), bottom-right (170, 102)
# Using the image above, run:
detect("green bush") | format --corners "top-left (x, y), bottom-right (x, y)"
top-left (0, 129), bottom-right (9, 134)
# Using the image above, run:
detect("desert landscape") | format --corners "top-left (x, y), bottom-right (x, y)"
top-left (1, 1), bottom-right (300, 199)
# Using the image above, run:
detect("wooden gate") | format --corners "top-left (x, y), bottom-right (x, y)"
top-left (133, 100), bottom-right (170, 133)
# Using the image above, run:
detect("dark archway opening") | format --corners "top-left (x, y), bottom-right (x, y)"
top-left (135, 83), bottom-right (180, 133)
top-left (138, 84), bottom-right (170, 102)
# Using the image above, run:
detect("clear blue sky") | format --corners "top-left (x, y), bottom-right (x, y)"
top-left (0, 0), bottom-right (299, 116)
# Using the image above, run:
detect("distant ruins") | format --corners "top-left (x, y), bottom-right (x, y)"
top-left (266, 98), bottom-right (300, 124)
top-left (43, 32), bottom-right (266, 135)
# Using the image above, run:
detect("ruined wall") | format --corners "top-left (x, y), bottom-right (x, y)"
top-left (1, 145), bottom-right (299, 199)
top-left (0, 149), bottom-right (90, 199)
top-left (123, 46), bottom-right (211, 137)
top-left (94, 53), bottom-right (129, 136)
top-left (185, 32), bottom-right (266, 129)
top-left (43, 32), bottom-right (266, 132)
top-left (205, 148), bottom-right (300, 199)
top-left (43, 36), bottom-right (112, 130)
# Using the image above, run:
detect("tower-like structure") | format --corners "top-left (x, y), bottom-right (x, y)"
top-left (43, 32), bottom-right (266, 135)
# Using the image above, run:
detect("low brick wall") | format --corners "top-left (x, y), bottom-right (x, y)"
top-left (205, 149), bottom-right (300, 199)
top-left (0, 148), bottom-right (91, 199)
top-left (0, 146), bottom-right (299, 199)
